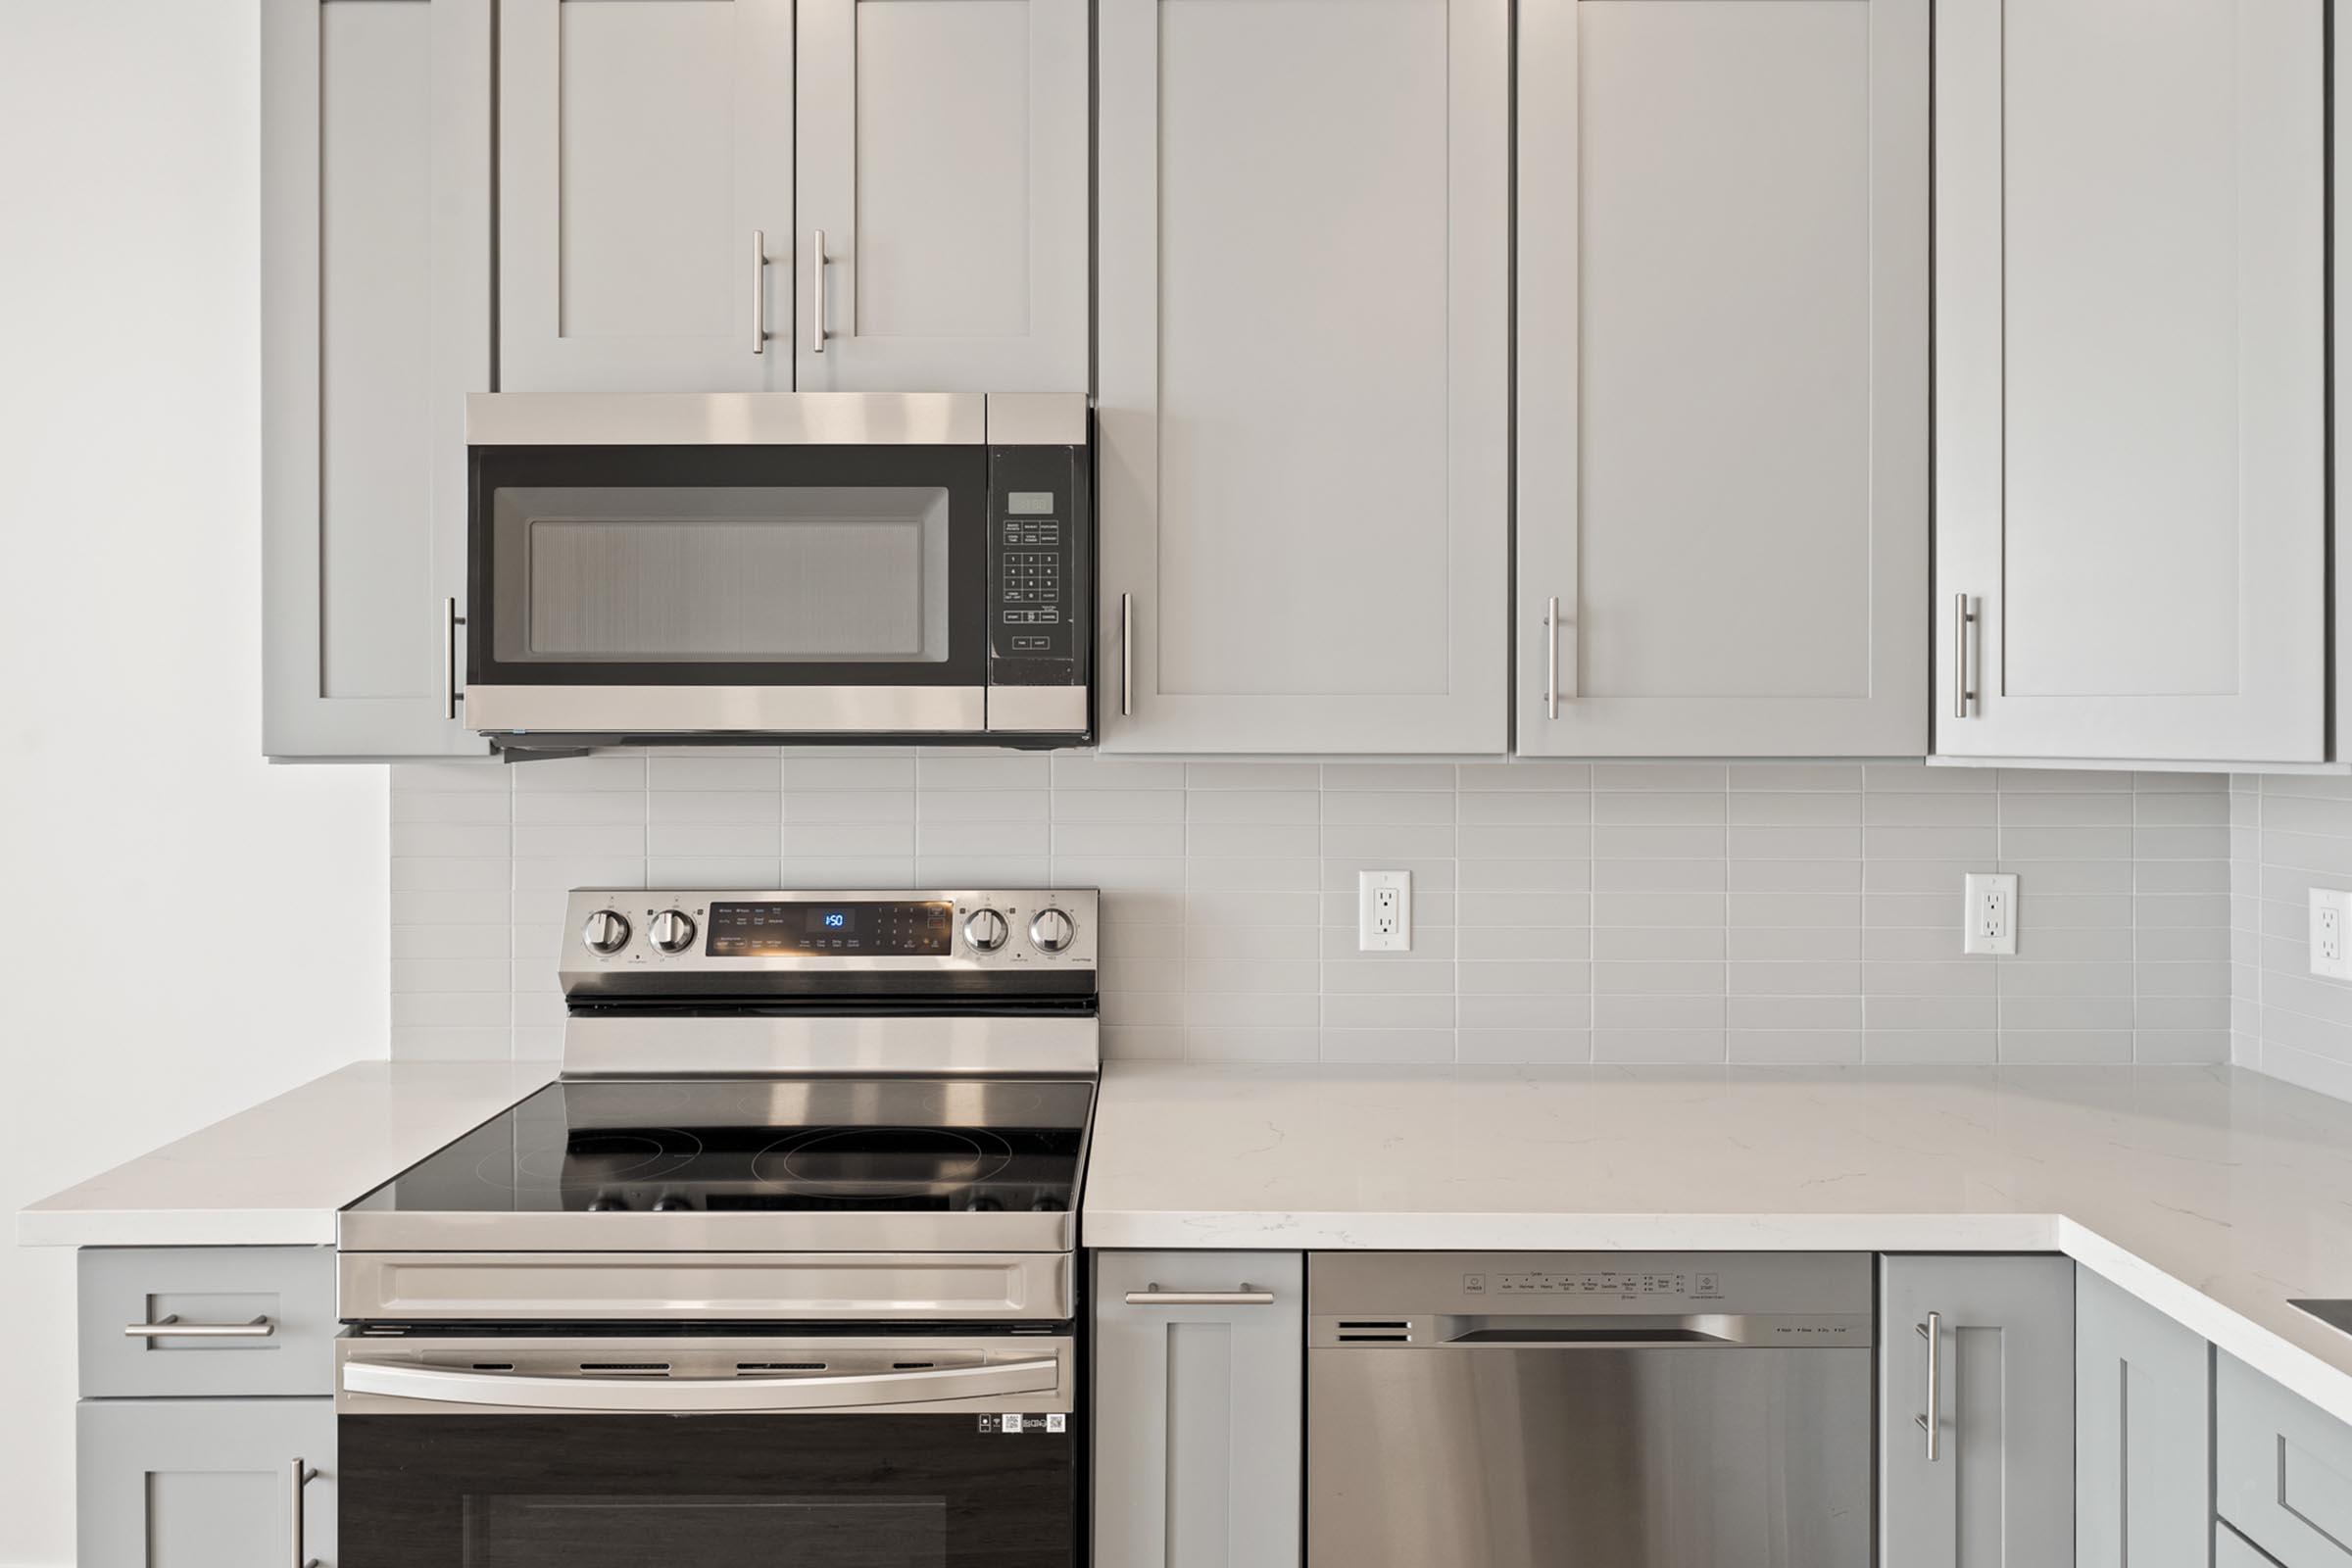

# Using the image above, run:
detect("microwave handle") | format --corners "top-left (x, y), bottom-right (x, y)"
top-left (343, 1354), bottom-right (1060, 1414)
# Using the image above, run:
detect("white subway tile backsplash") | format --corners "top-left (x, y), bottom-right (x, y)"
top-left (389, 756), bottom-right (2235, 1067)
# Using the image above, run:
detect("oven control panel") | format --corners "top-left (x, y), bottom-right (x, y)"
top-left (561, 887), bottom-right (1100, 981)
top-left (986, 443), bottom-right (1090, 693)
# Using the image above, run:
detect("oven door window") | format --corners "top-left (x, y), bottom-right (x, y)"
top-left (467, 445), bottom-right (988, 687)
top-left (340, 1414), bottom-right (1075, 1568)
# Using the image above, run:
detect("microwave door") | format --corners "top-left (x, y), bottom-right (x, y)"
top-left (464, 444), bottom-right (991, 736)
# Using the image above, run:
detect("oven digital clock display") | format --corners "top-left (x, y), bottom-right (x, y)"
top-left (706, 901), bottom-right (953, 956)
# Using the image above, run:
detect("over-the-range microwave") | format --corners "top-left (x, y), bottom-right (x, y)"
top-left (458, 392), bottom-right (1091, 756)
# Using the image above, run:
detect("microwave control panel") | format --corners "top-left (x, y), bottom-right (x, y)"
top-left (987, 444), bottom-right (1089, 687)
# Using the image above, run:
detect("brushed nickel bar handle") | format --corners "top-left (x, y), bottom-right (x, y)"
top-left (1952, 595), bottom-right (1977, 719)
top-left (290, 1457), bottom-right (319, 1568)
top-left (1125, 1285), bottom-right (1276, 1306)
top-left (1544, 596), bottom-right (1561, 719)
top-left (1915, 1311), bottom-right (1941, 1460)
top-left (750, 229), bottom-right (766, 355)
top-left (1119, 592), bottom-right (1134, 717)
top-left (810, 229), bottom-right (827, 354)
top-left (124, 1314), bottom-right (275, 1339)
top-left (442, 598), bottom-right (466, 720)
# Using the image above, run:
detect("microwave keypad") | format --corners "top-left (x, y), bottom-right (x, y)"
top-left (986, 442), bottom-right (1085, 701)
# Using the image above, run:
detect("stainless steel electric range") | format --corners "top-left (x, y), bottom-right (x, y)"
top-left (333, 887), bottom-right (1098, 1568)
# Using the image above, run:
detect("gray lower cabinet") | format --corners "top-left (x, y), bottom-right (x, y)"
top-left (79, 1246), bottom-right (337, 1398)
top-left (1094, 1250), bottom-right (1303, 1568)
top-left (2077, 1267), bottom-right (2212, 1568)
top-left (78, 1397), bottom-right (335, 1568)
top-left (2218, 1351), bottom-right (2352, 1568)
top-left (1880, 1254), bottom-right (2075, 1567)
top-left (261, 0), bottom-right (491, 759)
top-left (2222, 1524), bottom-right (2289, 1568)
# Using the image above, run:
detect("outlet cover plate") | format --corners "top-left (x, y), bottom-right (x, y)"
top-left (1964, 872), bottom-right (2018, 956)
top-left (2311, 888), bottom-right (2352, 979)
top-left (1358, 869), bottom-right (1411, 953)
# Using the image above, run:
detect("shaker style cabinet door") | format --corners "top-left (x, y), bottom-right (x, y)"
top-left (1093, 1251), bottom-right (1303, 1568)
top-left (261, 0), bottom-right (490, 758)
top-left (1516, 0), bottom-right (1927, 757)
top-left (1935, 0), bottom-right (2326, 763)
top-left (499, 0), bottom-right (795, 391)
top-left (795, 0), bottom-right (1089, 392)
top-left (1096, 0), bottom-right (1508, 754)
top-left (2077, 1267), bottom-right (2212, 1568)
top-left (1880, 1254), bottom-right (2074, 1568)
top-left (79, 1398), bottom-right (335, 1568)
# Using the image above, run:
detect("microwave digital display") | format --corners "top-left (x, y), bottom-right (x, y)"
top-left (1005, 491), bottom-right (1056, 514)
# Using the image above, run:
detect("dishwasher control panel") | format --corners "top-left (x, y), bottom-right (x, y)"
top-left (1469, 1268), bottom-right (1724, 1301)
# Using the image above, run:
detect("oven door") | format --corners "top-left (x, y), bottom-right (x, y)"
top-left (465, 439), bottom-right (990, 737)
top-left (337, 1336), bottom-right (1076, 1568)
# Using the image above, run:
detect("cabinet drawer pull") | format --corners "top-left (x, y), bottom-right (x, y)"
top-left (1915, 1311), bottom-right (1941, 1460)
top-left (1119, 592), bottom-right (1134, 718)
top-left (123, 1314), bottom-right (276, 1339)
top-left (290, 1457), bottom-right (319, 1568)
top-left (1126, 1285), bottom-right (1276, 1306)
top-left (750, 228), bottom-right (767, 356)
top-left (1544, 595), bottom-right (1562, 719)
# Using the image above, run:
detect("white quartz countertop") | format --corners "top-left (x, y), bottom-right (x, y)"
top-left (1084, 1061), bottom-right (2352, 1424)
top-left (17, 1060), bottom-right (556, 1248)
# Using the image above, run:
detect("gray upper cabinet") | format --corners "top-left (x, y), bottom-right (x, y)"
top-left (1097, 0), bottom-right (1509, 754)
top-left (1094, 1251), bottom-right (1303, 1568)
top-left (261, 0), bottom-right (490, 759)
top-left (500, 0), bottom-right (797, 391)
top-left (79, 1397), bottom-right (336, 1568)
top-left (1515, 0), bottom-right (1928, 758)
top-left (2077, 1267), bottom-right (2211, 1568)
top-left (1935, 0), bottom-right (2326, 764)
top-left (1880, 1254), bottom-right (2074, 1568)
top-left (795, 0), bottom-right (1089, 392)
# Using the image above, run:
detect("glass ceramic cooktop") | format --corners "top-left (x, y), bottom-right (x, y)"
top-left (346, 1078), bottom-right (1094, 1218)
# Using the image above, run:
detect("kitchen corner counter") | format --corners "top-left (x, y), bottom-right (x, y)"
top-left (1082, 1061), bottom-right (2352, 1424)
top-left (17, 1059), bottom-right (555, 1248)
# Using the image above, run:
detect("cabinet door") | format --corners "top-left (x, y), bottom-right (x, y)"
top-left (79, 1398), bottom-right (335, 1568)
top-left (500, 0), bottom-right (795, 391)
top-left (2077, 1268), bottom-right (2211, 1568)
top-left (795, 0), bottom-right (1088, 392)
top-left (1935, 0), bottom-right (2325, 763)
top-left (1094, 1251), bottom-right (1302, 1568)
top-left (1515, 0), bottom-right (1927, 758)
top-left (2217, 1351), bottom-right (2352, 1568)
top-left (261, 0), bottom-right (490, 758)
top-left (1097, 0), bottom-right (1508, 754)
top-left (1880, 1255), bottom-right (2074, 1568)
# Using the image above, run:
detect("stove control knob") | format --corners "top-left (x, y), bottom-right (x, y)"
top-left (581, 908), bottom-right (632, 955)
top-left (962, 907), bottom-right (1009, 954)
top-left (1028, 907), bottom-right (1077, 955)
top-left (651, 1195), bottom-right (695, 1212)
top-left (650, 909), bottom-right (698, 955)
top-left (968, 1195), bottom-right (1004, 1211)
top-left (586, 1194), bottom-right (629, 1212)
top-left (1031, 1194), bottom-right (1067, 1212)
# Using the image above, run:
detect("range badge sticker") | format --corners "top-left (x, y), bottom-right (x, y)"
top-left (980, 1412), bottom-right (1068, 1435)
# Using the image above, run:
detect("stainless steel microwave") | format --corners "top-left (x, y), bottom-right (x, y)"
top-left (459, 392), bottom-right (1091, 755)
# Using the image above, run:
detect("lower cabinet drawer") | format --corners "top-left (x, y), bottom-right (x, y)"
top-left (2218, 1353), bottom-right (2352, 1568)
top-left (79, 1247), bottom-right (337, 1398)
top-left (78, 1397), bottom-right (336, 1568)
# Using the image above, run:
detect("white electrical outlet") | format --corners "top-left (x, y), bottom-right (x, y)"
top-left (1963, 872), bottom-right (2018, 956)
top-left (1358, 870), bottom-right (1411, 953)
top-left (2310, 889), bottom-right (2352, 979)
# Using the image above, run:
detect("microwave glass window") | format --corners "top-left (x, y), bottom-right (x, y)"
top-left (462, 1494), bottom-right (946, 1568)
top-left (491, 486), bottom-right (951, 663)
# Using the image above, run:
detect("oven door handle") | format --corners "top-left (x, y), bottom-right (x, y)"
top-left (341, 1355), bottom-right (1062, 1413)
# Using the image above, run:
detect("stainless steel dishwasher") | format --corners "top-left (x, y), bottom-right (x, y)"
top-left (1307, 1252), bottom-right (1873, 1568)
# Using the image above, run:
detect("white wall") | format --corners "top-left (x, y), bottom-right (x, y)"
top-left (0, 6), bottom-right (390, 1563)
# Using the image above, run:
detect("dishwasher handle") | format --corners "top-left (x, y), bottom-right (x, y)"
top-left (1314, 1311), bottom-right (1876, 1350)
